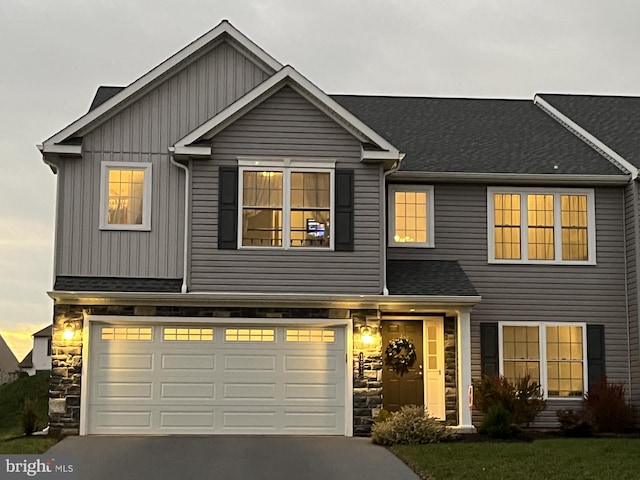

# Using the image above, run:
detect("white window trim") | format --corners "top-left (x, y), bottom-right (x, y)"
top-left (388, 184), bottom-right (435, 248)
top-left (99, 162), bottom-right (152, 231)
top-left (237, 158), bottom-right (335, 250)
top-left (498, 321), bottom-right (588, 400)
top-left (487, 187), bottom-right (596, 265)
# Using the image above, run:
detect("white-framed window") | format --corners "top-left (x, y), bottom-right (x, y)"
top-left (101, 327), bottom-right (153, 341)
top-left (487, 187), bottom-right (596, 264)
top-left (238, 158), bottom-right (334, 249)
top-left (285, 329), bottom-right (335, 343)
top-left (388, 185), bottom-right (434, 248)
top-left (499, 322), bottom-right (587, 399)
top-left (225, 328), bottom-right (275, 342)
top-left (163, 327), bottom-right (214, 341)
top-left (99, 162), bottom-right (152, 231)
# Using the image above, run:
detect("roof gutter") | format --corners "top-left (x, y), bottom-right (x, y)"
top-left (389, 171), bottom-right (631, 186)
top-left (534, 95), bottom-right (638, 181)
top-left (168, 147), bottom-right (190, 294)
top-left (381, 153), bottom-right (406, 295)
top-left (48, 290), bottom-right (482, 310)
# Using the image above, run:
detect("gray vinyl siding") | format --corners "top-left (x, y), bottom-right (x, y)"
top-left (56, 42), bottom-right (269, 278)
top-left (190, 86), bottom-right (383, 293)
top-left (626, 182), bottom-right (640, 408)
top-left (388, 183), bottom-right (629, 427)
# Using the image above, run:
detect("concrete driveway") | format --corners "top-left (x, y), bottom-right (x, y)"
top-left (47, 435), bottom-right (420, 480)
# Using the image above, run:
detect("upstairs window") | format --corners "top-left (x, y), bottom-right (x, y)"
top-left (100, 162), bottom-right (152, 231)
top-left (488, 188), bottom-right (595, 264)
top-left (388, 185), bottom-right (434, 248)
top-left (239, 159), bottom-right (334, 249)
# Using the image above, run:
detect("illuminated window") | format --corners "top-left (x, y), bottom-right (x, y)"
top-left (489, 188), bottom-right (595, 263)
top-left (100, 162), bottom-right (152, 230)
top-left (499, 323), bottom-right (586, 398)
top-left (286, 329), bottom-right (335, 343)
top-left (101, 327), bottom-right (152, 341)
top-left (389, 185), bottom-right (434, 247)
top-left (239, 160), bottom-right (333, 249)
top-left (164, 328), bottom-right (213, 341)
top-left (225, 328), bottom-right (275, 342)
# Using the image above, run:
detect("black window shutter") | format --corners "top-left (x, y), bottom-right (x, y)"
top-left (218, 166), bottom-right (238, 250)
top-left (480, 323), bottom-right (499, 377)
top-left (587, 324), bottom-right (606, 388)
top-left (334, 169), bottom-right (354, 251)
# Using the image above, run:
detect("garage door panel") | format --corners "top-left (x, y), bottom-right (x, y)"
top-left (161, 354), bottom-right (215, 370)
top-left (89, 323), bottom-right (346, 435)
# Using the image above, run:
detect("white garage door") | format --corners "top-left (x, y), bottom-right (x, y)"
top-left (87, 323), bottom-right (346, 435)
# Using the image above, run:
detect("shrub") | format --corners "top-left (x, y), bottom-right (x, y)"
top-left (371, 405), bottom-right (456, 445)
top-left (584, 377), bottom-right (636, 433)
top-left (556, 409), bottom-right (592, 437)
top-left (473, 374), bottom-right (546, 426)
top-left (22, 398), bottom-right (39, 436)
top-left (373, 408), bottom-right (391, 424)
top-left (479, 404), bottom-right (521, 439)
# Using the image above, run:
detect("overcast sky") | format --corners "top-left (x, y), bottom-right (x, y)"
top-left (1, 0), bottom-right (639, 360)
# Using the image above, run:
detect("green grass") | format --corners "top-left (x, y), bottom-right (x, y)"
top-left (392, 438), bottom-right (640, 480)
top-left (0, 372), bottom-right (58, 453)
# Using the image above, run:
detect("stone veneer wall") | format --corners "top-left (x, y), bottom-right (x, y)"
top-left (444, 316), bottom-right (458, 425)
top-left (49, 303), bottom-right (354, 436)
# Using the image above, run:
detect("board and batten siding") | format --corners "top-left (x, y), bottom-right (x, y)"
top-left (56, 41), bottom-right (270, 278)
top-left (388, 184), bottom-right (629, 427)
top-left (190, 86), bottom-right (383, 293)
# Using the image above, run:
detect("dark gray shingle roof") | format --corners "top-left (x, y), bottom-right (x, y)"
top-left (33, 325), bottom-right (52, 338)
top-left (55, 276), bottom-right (182, 293)
top-left (332, 95), bottom-right (624, 175)
top-left (89, 86), bottom-right (125, 112)
top-left (387, 260), bottom-right (477, 296)
top-left (540, 94), bottom-right (640, 169)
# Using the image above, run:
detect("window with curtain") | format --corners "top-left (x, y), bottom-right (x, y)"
top-left (100, 162), bottom-right (152, 231)
top-left (240, 166), bottom-right (333, 249)
top-left (489, 188), bottom-right (595, 264)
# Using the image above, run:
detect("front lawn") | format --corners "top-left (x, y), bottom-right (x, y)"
top-left (392, 438), bottom-right (640, 480)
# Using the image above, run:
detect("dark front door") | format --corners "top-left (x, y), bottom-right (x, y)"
top-left (381, 320), bottom-right (424, 411)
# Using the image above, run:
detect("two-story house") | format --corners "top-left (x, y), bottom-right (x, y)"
top-left (39, 21), bottom-right (634, 437)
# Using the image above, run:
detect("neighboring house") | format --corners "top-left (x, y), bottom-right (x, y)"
top-left (0, 335), bottom-right (19, 385)
top-left (38, 21), bottom-right (635, 437)
top-left (18, 325), bottom-right (53, 375)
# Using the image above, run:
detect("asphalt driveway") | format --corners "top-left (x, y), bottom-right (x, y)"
top-left (47, 435), bottom-right (419, 480)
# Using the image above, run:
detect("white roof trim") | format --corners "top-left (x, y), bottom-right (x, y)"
top-left (48, 290), bottom-right (482, 309)
top-left (174, 65), bottom-right (401, 158)
top-left (37, 144), bottom-right (82, 156)
top-left (170, 145), bottom-right (212, 157)
top-left (534, 95), bottom-right (638, 180)
top-left (42, 20), bottom-right (282, 147)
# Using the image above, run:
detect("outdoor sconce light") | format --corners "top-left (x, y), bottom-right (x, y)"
top-left (62, 319), bottom-right (81, 341)
top-left (360, 326), bottom-right (374, 345)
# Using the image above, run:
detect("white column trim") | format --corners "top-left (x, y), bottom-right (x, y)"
top-left (456, 307), bottom-right (476, 432)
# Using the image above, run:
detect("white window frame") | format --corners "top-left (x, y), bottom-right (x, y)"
top-left (498, 321), bottom-right (588, 400)
top-left (388, 185), bottom-right (435, 248)
top-left (487, 187), bottom-right (596, 264)
top-left (99, 162), bottom-right (152, 231)
top-left (237, 158), bottom-right (335, 250)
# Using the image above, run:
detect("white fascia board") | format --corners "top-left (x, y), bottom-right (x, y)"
top-left (534, 95), bottom-right (638, 180)
top-left (42, 20), bottom-right (282, 147)
top-left (37, 144), bottom-right (82, 156)
top-left (174, 65), bottom-right (401, 159)
top-left (389, 171), bottom-right (631, 186)
top-left (171, 145), bottom-right (212, 157)
top-left (48, 290), bottom-right (481, 309)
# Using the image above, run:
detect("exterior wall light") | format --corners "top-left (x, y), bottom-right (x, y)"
top-left (360, 326), bottom-right (374, 345)
top-left (62, 319), bottom-right (81, 341)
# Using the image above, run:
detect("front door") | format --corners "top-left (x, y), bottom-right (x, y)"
top-left (381, 320), bottom-right (424, 411)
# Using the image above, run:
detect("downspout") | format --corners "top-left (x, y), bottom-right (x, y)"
top-left (168, 147), bottom-right (190, 294)
top-left (40, 152), bottom-right (60, 290)
top-left (381, 154), bottom-right (405, 295)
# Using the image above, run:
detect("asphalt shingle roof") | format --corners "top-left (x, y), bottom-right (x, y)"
top-left (88, 86), bottom-right (125, 112)
top-left (55, 276), bottom-right (182, 293)
top-left (333, 95), bottom-right (624, 175)
top-left (386, 260), bottom-right (477, 297)
top-left (540, 94), bottom-right (640, 169)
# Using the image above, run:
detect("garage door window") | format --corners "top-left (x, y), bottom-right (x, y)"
top-left (225, 328), bottom-right (275, 342)
top-left (286, 329), bottom-right (335, 343)
top-left (163, 328), bottom-right (214, 341)
top-left (101, 327), bottom-right (152, 341)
